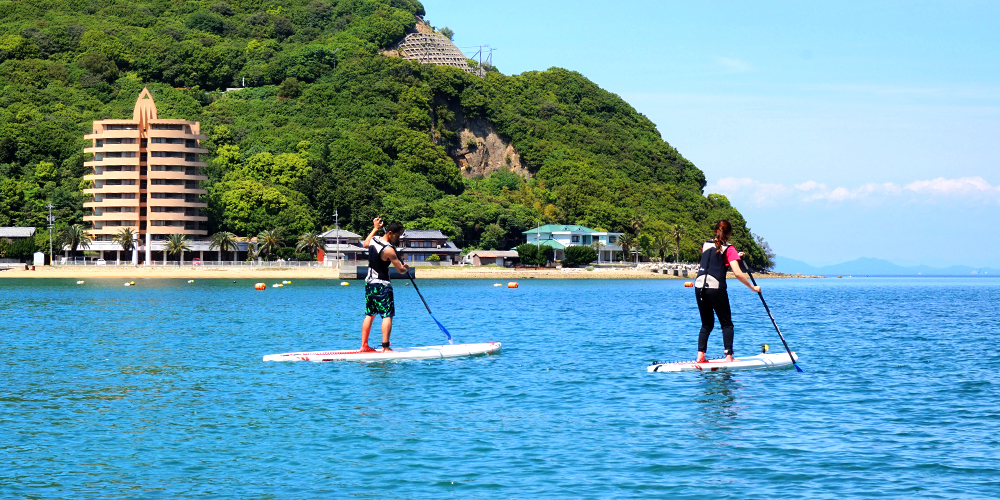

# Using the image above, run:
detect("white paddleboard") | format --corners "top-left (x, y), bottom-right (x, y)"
top-left (648, 352), bottom-right (798, 373)
top-left (263, 342), bottom-right (501, 362)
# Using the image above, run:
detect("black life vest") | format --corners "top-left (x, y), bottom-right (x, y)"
top-left (695, 240), bottom-right (733, 290)
top-left (365, 236), bottom-right (396, 285)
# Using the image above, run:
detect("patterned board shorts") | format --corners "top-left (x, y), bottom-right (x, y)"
top-left (364, 283), bottom-right (395, 318)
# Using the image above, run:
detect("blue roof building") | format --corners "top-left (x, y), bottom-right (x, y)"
top-left (521, 224), bottom-right (624, 263)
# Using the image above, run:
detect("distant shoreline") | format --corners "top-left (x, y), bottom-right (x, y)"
top-left (0, 265), bottom-right (819, 280)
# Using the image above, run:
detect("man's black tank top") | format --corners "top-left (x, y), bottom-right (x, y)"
top-left (366, 236), bottom-right (395, 285)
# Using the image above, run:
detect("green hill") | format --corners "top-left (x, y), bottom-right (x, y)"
top-left (0, 0), bottom-right (772, 267)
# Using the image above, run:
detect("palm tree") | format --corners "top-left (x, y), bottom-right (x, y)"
top-left (113, 227), bottom-right (136, 264)
top-left (296, 232), bottom-right (324, 260)
top-left (257, 229), bottom-right (282, 261)
top-left (58, 224), bottom-right (91, 262)
top-left (616, 232), bottom-right (635, 266)
top-left (209, 231), bottom-right (239, 264)
top-left (670, 224), bottom-right (686, 264)
top-left (165, 234), bottom-right (191, 265)
top-left (653, 234), bottom-right (671, 262)
top-left (589, 239), bottom-right (606, 264)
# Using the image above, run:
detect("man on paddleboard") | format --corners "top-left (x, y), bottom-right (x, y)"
top-left (360, 218), bottom-right (409, 352)
top-left (694, 220), bottom-right (761, 363)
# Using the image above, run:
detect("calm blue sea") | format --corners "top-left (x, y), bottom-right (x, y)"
top-left (1, 277), bottom-right (998, 499)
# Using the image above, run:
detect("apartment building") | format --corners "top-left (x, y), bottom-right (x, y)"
top-left (82, 88), bottom-right (209, 261)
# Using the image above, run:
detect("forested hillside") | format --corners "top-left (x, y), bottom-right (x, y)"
top-left (0, 0), bottom-right (772, 266)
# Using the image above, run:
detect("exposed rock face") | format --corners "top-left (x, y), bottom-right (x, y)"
top-left (448, 118), bottom-right (529, 179)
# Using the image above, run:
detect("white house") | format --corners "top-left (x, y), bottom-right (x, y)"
top-left (521, 224), bottom-right (623, 263)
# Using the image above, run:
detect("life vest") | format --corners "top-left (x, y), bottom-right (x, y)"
top-left (365, 236), bottom-right (396, 285)
top-left (694, 240), bottom-right (733, 290)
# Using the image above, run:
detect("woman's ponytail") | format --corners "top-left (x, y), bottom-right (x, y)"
top-left (713, 220), bottom-right (733, 254)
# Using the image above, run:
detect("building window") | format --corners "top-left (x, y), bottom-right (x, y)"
top-left (185, 153), bottom-right (198, 162)
top-left (104, 124), bottom-right (138, 131)
top-left (104, 138), bottom-right (136, 145)
top-left (151, 137), bottom-right (184, 144)
top-left (572, 235), bottom-right (580, 243)
top-left (185, 139), bottom-right (197, 148)
top-left (151, 193), bottom-right (183, 199)
top-left (95, 139), bottom-right (103, 147)
top-left (151, 124), bottom-right (184, 131)
top-left (151, 179), bottom-right (183, 185)
top-left (151, 165), bottom-right (185, 172)
top-left (608, 236), bottom-right (616, 243)
top-left (151, 151), bottom-right (183, 158)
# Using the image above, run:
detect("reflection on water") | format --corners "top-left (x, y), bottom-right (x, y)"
top-left (695, 372), bottom-right (743, 423)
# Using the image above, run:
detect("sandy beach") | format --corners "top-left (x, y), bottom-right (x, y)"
top-left (0, 264), bottom-right (817, 280)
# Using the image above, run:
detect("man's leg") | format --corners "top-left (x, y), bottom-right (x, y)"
top-left (381, 317), bottom-right (393, 351)
top-left (361, 315), bottom-right (377, 352)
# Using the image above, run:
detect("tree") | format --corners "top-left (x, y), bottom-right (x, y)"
top-left (257, 229), bottom-right (282, 260)
top-left (209, 231), bottom-right (240, 264)
top-left (113, 228), bottom-right (137, 264)
top-left (563, 246), bottom-right (596, 267)
top-left (440, 27), bottom-right (454, 40)
top-left (652, 234), bottom-right (670, 262)
top-left (589, 239), bottom-right (605, 264)
top-left (480, 223), bottom-right (505, 250)
top-left (670, 224), bottom-right (686, 263)
top-left (58, 224), bottom-right (91, 261)
top-left (295, 232), bottom-right (324, 258)
top-left (754, 233), bottom-right (776, 270)
top-left (278, 77), bottom-right (303, 98)
top-left (166, 234), bottom-right (191, 264)
top-left (616, 233), bottom-right (635, 266)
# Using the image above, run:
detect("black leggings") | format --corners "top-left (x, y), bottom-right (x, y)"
top-left (696, 287), bottom-right (734, 355)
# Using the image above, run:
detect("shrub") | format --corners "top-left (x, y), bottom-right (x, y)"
top-left (279, 77), bottom-right (303, 98)
top-left (427, 254), bottom-right (441, 262)
top-left (186, 12), bottom-right (224, 34)
top-left (562, 246), bottom-right (596, 267)
top-left (515, 243), bottom-right (553, 266)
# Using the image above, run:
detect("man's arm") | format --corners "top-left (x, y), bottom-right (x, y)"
top-left (383, 247), bottom-right (410, 275)
top-left (362, 217), bottom-right (383, 248)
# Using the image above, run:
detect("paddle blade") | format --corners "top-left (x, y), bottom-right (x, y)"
top-left (430, 314), bottom-right (453, 344)
top-left (794, 363), bottom-right (804, 372)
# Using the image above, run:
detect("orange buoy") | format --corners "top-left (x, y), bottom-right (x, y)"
top-left (254, 282), bottom-right (266, 290)
top-left (507, 282), bottom-right (519, 288)
top-left (684, 281), bottom-right (694, 287)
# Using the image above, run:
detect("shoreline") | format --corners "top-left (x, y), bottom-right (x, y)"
top-left (0, 265), bottom-right (819, 280)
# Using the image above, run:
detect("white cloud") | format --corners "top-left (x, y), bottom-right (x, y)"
top-left (714, 56), bottom-right (753, 73)
top-left (708, 176), bottom-right (1000, 206)
top-left (904, 176), bottom-right (997, 195)
top-left (794, 180), bottom-right (826, 191)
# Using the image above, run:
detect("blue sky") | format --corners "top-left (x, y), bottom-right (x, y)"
top-left (421, 0), bottom-right (1000, 267)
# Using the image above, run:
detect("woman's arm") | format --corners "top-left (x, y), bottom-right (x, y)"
top-left (730, 252), bottom-right (761, 293)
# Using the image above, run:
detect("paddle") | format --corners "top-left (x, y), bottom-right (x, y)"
top-left (406, 269), bottom-right (454, 344)
top-left (740, 261), bottom-right (803, 372)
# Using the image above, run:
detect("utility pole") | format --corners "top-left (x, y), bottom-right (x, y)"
top-left (46, 204), bottom-right (55, 266)
top-left (333, 211), bottom-right (340, 269)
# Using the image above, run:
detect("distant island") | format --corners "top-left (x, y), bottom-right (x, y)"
top-left (775, 256), bottom-right (998, 276)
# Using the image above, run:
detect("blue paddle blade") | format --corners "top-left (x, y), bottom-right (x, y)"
top-left (794, 363), bottom-right (804, 372)
top-left (430, 314), bottom-right (453, 344)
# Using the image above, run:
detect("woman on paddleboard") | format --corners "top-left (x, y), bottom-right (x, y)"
top-left (694, 220), bottom-right (760, 363)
